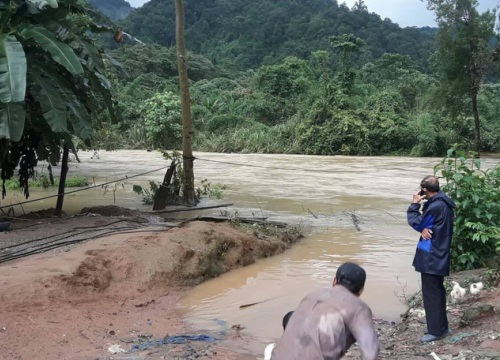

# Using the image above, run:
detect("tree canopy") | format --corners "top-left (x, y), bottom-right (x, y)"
top-left (119, 0), bottom-right (435, 71)
top-left (426, 0), bottom-right (500, 153)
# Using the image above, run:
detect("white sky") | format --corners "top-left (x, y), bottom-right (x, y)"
top-left (341, 0), bottom-right (500, 27)
top-left (126, 0), bottom-right (500, 28)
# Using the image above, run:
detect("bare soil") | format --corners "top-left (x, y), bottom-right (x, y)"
top-left (0, 206), bottom-right (300, 360)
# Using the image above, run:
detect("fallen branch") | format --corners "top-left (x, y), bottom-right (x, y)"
top-left (197, 216), bottom-right (288, 228)
top-left (307, 208), bottom-right (318, 219)
top-left (151, 203), bottom-right (233, 214)
top-left (239, 296), bottom-right (279, 309)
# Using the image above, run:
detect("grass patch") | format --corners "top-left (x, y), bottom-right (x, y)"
top-left (3, 175), bottom-right (89, 190)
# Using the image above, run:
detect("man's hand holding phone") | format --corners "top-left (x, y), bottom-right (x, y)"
top-left (412, 190), bottom-right (426, 204)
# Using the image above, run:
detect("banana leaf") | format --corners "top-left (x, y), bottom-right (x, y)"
top-left (20, 25), bottom-right (84, 75)
top-left (0, 35), bottom-right (27, 103)
top-left (0, 102), bottom-right (25, 141)
top-left (31, 73), bottom-right (68, 133)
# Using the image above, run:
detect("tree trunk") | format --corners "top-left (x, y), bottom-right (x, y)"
top-left (152, 160), bottom-right (177, 211)
top-left (471, 90), bottom-right (481, 156)
top-left (55, 145), bottom-right (69, 216)
top-left (174, 0), bottom-right (197, 205)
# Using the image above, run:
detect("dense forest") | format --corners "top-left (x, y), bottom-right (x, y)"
top-left (119, 0), bottom-right (436, 71)
top-left (86, 0), bottom-right (499, 156)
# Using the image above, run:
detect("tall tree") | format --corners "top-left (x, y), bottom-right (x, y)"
top-left (330, 34), bottom-right (365, 95)
top-left (174, 0), bottom-right (196, 205)
top-left (427, 0), bottom-right (500, 153)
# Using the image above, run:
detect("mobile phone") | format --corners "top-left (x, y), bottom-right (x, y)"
top-left (419, 189), bottom-right (425, 196)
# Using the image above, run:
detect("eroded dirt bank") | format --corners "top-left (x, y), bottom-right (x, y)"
top-left (0, 209), bottom-right (301, 360)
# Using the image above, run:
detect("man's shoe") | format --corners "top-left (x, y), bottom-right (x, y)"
top-left (423, 328), bottom-right (452, 335)
top-left (420, 333), bottom-right (447, 343)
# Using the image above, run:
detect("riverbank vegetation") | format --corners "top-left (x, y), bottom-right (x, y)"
top-left (4, 175), bottom-right (89, 190)
top-left (435, 147), bottom-right (500, 271)
top-left (84, 0), bottom-right (500, 156)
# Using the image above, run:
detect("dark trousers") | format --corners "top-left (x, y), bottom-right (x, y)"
top-left (421, 273), bottom-right (448, 335)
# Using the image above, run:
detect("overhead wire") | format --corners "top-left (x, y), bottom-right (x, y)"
top-left (193, 156), bottom-right (346, 173)
top-left (0, 164), bottom-right (172, 211)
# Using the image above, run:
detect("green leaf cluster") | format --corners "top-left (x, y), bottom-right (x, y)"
top-left (139, 92), bottom-right (182, 149)
top-left (120, 0), bottom-right (435, 71)
top-left (0, 0), bottom-right (117, 197)
top-left (435, 146), bottom-right (500, 270)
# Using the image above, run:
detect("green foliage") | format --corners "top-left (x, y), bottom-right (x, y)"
top-left (120, 0), bottom-right (435, 71)
top-left (140, 92), bottom-right (182, 149)
top-left (64, 176), bottom-right (89, 187)
top-left (133, 152), bottom-right (226, 205)
top-left (478, 84), bottom-right (500, 152)
top-left (4, 175), bottom-right (88, 189)
top-left (132, 181), bottom-right (158, 205)
top-left (84, 1), bottom-right (498, 157)
top-left (0, 0), bottom-right (117, 198)
top-left (434, 146), bottom-right (500, 270)
top-left (196, 179), bottom-right (227, 200)
top-left (409, 113), bottom-right (455, 156)
top-left (194, 121), bottom-right (300, 154)
top-left (298, 110), bottom-right (370, 155)
top-left (427, 0), bottom-right (500, 152)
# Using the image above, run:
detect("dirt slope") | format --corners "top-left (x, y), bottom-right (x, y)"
top-left (0, 218), bottom-right (300, 360)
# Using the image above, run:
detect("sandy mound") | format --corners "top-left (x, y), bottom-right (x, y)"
top-left (1, 220), bottom-right (300, 310)
top-left (0, 220), bottom-right (300, 360)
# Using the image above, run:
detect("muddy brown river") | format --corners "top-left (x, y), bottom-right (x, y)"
top-left (2, 150), bottom-right (498, 356)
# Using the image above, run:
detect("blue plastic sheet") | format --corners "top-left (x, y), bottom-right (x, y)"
top-left (131, 334), bottom-right (216, 351)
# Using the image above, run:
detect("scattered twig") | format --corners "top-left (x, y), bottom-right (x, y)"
top-left (253, 197), bottom-right (265, 218)
top-left (307, 208), bottom-right (318, 219)
top-left (394, 276), bottom-right (410, 305)
top-left (28, 316), bottom-right (36, 324)
top-left (351, 212), bottom-right (361, 231)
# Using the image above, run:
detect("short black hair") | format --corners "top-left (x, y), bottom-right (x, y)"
top-left (421, 175), bottom-right (440, 192)
top-left (335, 262), bottom-right (366, 294)
top-left (282, 311), bottom-right (293, 330)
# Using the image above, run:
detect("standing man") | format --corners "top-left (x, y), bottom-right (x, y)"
top-left (271, 262), bottom-right (379, 360)
top-left (408, 175), bottom-right (455, 342)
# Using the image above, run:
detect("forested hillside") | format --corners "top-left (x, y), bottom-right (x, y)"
top-left (88, 0), bottom-right (133, 21)
top-left (88, 0), bottom-right (499, 157)
top-left (120, 0), bottom-right (435, 71)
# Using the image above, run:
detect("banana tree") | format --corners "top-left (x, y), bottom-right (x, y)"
top-left (0, 0), bottom-right (116, 200)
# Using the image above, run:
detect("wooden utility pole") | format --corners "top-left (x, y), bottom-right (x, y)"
top-left (55, 145), bottom-right (69, 216)
top-left (174, 0), bottom-right (196, 205)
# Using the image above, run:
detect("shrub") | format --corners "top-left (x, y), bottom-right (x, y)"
top-left (434, 146), bottom-right (500, 270)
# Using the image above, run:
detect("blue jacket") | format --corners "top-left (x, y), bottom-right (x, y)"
top-left (407, 191), bottom-right (455, 276)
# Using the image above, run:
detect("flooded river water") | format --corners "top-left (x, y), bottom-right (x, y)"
top-left (2, 150), bottom-right (498, 356)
